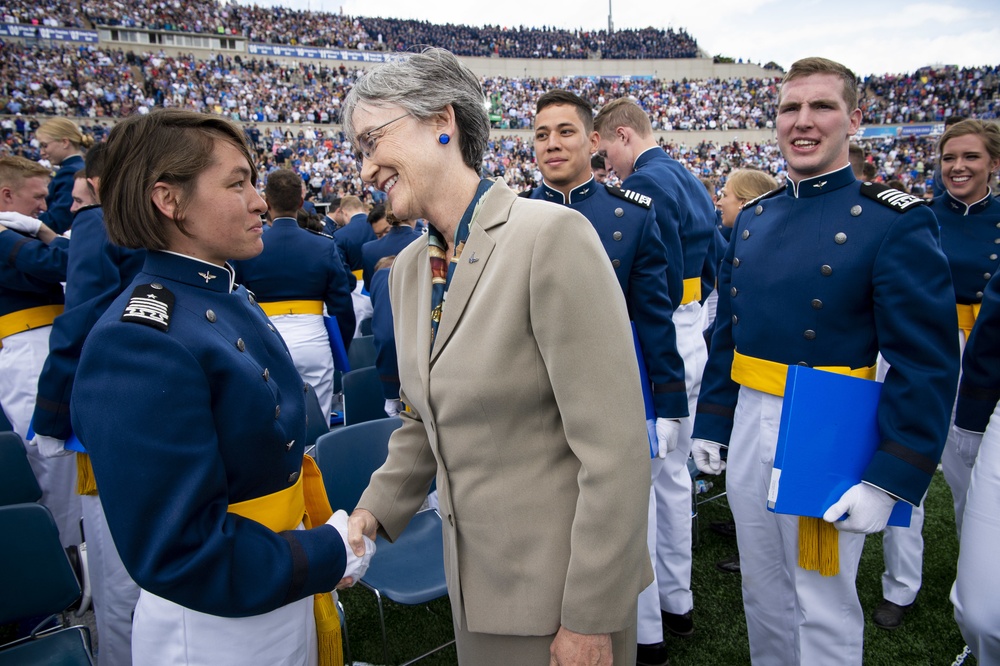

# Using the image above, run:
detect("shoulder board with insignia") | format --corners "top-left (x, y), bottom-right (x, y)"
top-left (859, 182), bottom-right (926, 212)
top-left (306, 228), bottom-right (335, 240)
top-left (121, 283), bottom-right (174, 332)
top-left (605, 184), bottom-right (652, 209)
top-left (741, 185), bottom-right (784, 210)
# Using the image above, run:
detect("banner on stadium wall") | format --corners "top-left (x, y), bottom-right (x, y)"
top-left (856, 124), bottom-right (945, 139)
top-left (248, 43), bottom-right (410, 63)
top-left (0, 22), bottom-right (99, 43)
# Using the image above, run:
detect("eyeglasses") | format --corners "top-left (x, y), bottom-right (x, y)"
top-left (354, 114), bottom-right (409, 162)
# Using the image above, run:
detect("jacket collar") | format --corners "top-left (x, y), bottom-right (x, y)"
top-left (786, 165), bottom-right (855, 198)
top-left (942, 188), bottom-right (994, 216)
top-left (538, 177), bottom-right (599, 205)
top-left (147, 251), bottom-right (235, 293)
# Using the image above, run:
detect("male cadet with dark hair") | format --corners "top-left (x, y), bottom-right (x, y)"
top-left (334, 195), bottom-right (375, 276)
top-left (69, 169), bottom-right (98, 213)
top-left (360, 202), bottom-right (421, 290)
top-left (31, 141), bottom-right (145, 666)
top-left (323, 196), bottom-right (342, 236)
top-left (531, 89), bottom-right (688, 666)
top-left (591, 152), bottom-right (610, 183)
top-left (595, 96), bottom-right (717, 642)
top-left (691, 56), bottom-right (959, 665)
top-left (233, 168), bottom-right (355, 418)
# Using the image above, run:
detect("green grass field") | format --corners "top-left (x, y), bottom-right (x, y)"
top-left (339, 471), bottom-right (974, 665)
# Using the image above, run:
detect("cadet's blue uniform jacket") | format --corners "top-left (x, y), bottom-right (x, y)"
top-left (693, 166), bottom-right (960, 505)
top-left (334, 212), bottom-right (376, 272)
top-left (0, 228), bottom-right (69, 317)
top-left (626, 147), bottom-right (716, 304)
top-left (40, 154), bottom-right (83, 235)
top-left (71, 251), bottom-right (348, 617)
top-left (956, 272), bottom-right (1000, 432)
top-left (531, 179), bottom-right (688, 419)
top-left (361, 224), bottom-right (422, 290)
top-left (233, 217), bottom-right (355, 350)
top-left (369, 267), bottom-right (400, 401)
top-left (934, 190), bottom-right (1000, 305)
top-left (662, 152), bottom-right (719, 297)
top-left (32, 206), bottom-right (145, 439)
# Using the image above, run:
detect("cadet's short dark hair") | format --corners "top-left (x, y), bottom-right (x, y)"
top-left (367, 204), bottom-right (387, 226)
top-left (264, 169), bottom-right (304, 215)
top-left (536, 90), bottom-right (594, 132)
top-left (101, 109), bottom-right (256, 250)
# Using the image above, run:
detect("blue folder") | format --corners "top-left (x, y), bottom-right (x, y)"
top-left (768, 365), bottom-right (912, 528)
top-left (630, 323), bottom-right (658, 458)
top-left (324, 315), bottom-right (351, 373)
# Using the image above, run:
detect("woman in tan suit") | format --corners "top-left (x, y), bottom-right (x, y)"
top-left (343, 48), bottom-right (653, 665)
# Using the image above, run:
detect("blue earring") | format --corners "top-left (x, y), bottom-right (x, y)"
top-left (438, 134), bottom-right (450, 145)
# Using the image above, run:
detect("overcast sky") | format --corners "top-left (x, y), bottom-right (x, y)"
top-left (245, 0), bottom-right (999, 77)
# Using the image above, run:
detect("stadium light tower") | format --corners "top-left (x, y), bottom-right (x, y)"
top-left (608, 0), bottom-right (614, 33)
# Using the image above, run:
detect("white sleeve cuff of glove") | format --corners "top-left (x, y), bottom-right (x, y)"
top-left (655, 418), bottom-right (680, 458)
top-left (0, 211), bottom-right (42, 236)
top-left (327, 509), bottom-right (375, 583)
top-left (384, 399), bottom-right (403, 417)
top-left (691, 438), bottom-right (726, 475)
top-left (822, 482), bottom-right (896, 534)
top-left (31, 434), bottom-right (72, 458)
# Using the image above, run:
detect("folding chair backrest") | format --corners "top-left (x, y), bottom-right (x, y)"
top-left (0, 432), bottom-right (43, 505)
top-left (314, 418), bottom-right (403, 512)
top-left (0, 503), bottom-right (81, 624)
top-left (342, 366), bottom-right (389, 426)
top-left (346, 335), bottom-right (377, 370)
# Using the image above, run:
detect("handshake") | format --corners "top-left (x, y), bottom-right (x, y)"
top-left (326, 510), bottom-right (376, 588)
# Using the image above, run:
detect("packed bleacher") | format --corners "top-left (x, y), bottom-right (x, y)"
top-left (2, 0), bottom-right (700, 59)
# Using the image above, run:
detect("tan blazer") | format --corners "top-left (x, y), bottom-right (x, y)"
top-left (358, 181), bottom-right (653, 637)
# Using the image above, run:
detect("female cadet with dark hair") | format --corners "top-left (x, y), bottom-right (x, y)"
top-left (342, 48), bottom-right (653, 665)
top-left (71, 109), bottom-right (373, 665)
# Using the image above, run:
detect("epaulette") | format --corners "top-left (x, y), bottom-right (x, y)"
top-left (741, 185), bottom-right (784, 210)
top-left (605, 184), bottom-right (652, 209)
top-left (121, 283), bottom-right (173, 332)
top-left (307, 228), bottom-right (335, 240)
top-left (860, 182), bottom-right (926, 212)
top-left (517, 189), bottom-right (533, 198)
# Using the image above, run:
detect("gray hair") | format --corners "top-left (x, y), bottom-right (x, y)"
top-left (342, 48), bottom-right (489, 172)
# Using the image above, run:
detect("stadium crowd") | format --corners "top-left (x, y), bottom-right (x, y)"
top-left (2, 0), bottom-right (700, 59)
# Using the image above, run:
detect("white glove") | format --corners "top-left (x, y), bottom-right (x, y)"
top-left (823, 482), bottom-right (897, 534)
top-left (655, 418), bottom-right (680, 458)
top-left (952, 426), bottom-right (985, 469)
top-left (30, 434), bottom-right (72, 458)
top-left (0, 211), bottom-right (42, 236)
top-left (692, 438), bottom-right (726, 475)
top-left (326, 509), bottom-right (375, 584)
top-left (384, 399), bottom-right (403, 418)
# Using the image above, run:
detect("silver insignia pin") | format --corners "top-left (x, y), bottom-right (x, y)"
top-left (199, 271), bottom-right (217, 283)
top-left (468, 253), bottom-right (479, 264)
top-left (813, 181), bottom-right (827, 189)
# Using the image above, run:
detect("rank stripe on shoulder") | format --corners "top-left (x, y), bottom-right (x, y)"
top-left (121, 283), bottom-right (174, 332)
top-left (605, 184), bottom-right (652, 209)
top-left (860, 182), bottom-right (926, 212)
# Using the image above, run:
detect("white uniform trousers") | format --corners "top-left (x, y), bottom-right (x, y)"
top-left (132, 578), bottom-right (317, 665)
top-left (82, 493), bottom-right (140, 666)
top-left (0, 326), bottom-right (81, 548)
top-left (729, 387), bottom-right (866, 666)
top-left (270, 314), bottom-right (335, 418)
top-left (875, 353), bottom-right (925, 606)
top-left (940, 331), bottom-right (972, 536)
top-left (652, 300), bottom-right (706, 615)
top-left (637, 460), bottom-right (663, 645)
top-left (952, 398), bottom-right (1000, 665)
